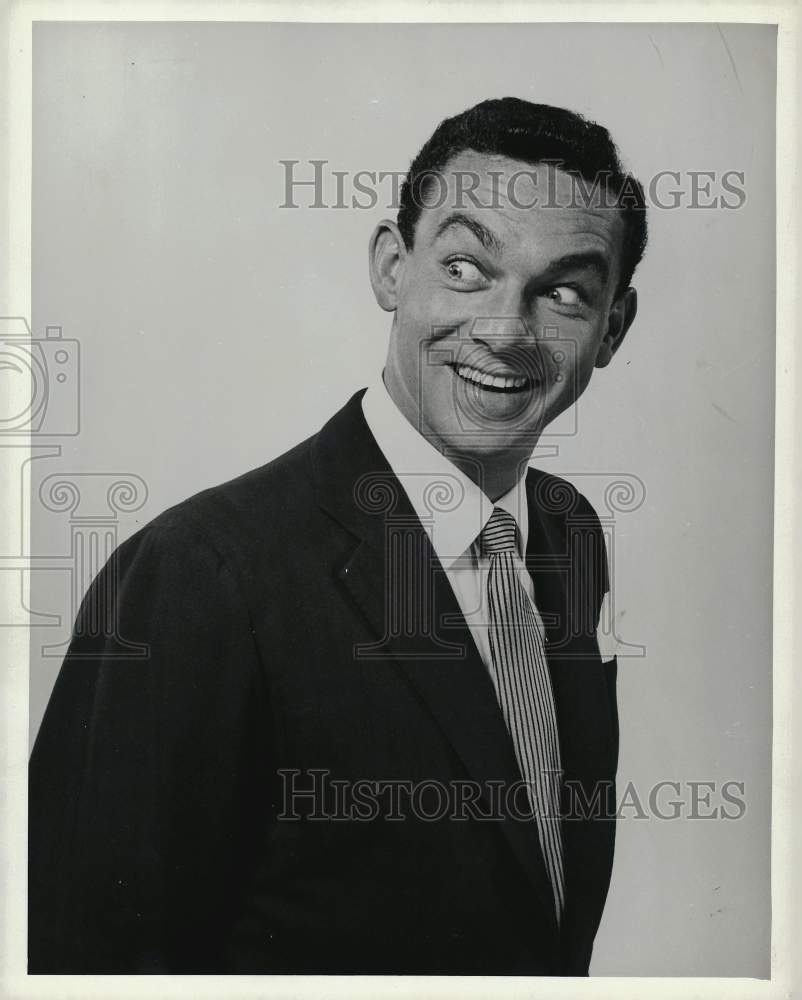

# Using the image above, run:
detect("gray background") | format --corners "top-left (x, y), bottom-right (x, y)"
top-left (28, 21), bottom-right (775, 977)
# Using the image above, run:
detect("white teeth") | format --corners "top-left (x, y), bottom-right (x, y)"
top-left (454, 364), bottom-right (528, 391)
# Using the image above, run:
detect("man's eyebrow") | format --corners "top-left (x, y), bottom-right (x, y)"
top-left (541, 251), bottom-right (611, 287)
top-left (432, 213), bottom-right (505, 255)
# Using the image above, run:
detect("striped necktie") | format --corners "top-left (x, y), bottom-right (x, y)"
top-left (481, 505), bottom-right (565, 922)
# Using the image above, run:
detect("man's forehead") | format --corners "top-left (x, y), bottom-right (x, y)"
top-left (417, 149), bottom-right (626, 252)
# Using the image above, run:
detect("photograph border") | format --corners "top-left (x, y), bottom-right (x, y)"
top-left (2, 1), bottom-right (799, 997)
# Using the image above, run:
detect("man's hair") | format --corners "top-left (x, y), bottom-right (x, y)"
top-left (397, 97), bottom-right (648, 297)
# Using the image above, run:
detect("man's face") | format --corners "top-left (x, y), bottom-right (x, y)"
top-left (375, 150), bottom-right (635, 463)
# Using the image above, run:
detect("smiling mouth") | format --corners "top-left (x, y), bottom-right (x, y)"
top-left (449, 362), bottom-right (534, 393)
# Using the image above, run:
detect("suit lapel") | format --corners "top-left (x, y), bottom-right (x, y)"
top-left (312, 391), bottom-right (559, 936)
top-left (525, 468), bottom-right (615, 781)
top-left (526, 468), bottom-right (618, 961)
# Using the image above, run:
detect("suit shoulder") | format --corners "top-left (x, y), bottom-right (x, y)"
top-left (525, 466), bottom-right (602, 527)
top-left (114, 433), bottom-right (318, 570)
top-left (526, 466), bottom-right (609, 604)
top-left (158, 432), bottom-right (314, 528)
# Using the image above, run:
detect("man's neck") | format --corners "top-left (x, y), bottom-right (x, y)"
top-left (459, 457), bottom-right (532, 504)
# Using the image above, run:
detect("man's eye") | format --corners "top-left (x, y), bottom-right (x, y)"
top-left (445, 259), bottom-right (484, 283)
top-left (546, 286), bottom-right (581, 306)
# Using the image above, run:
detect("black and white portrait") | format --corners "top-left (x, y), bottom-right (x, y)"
top-left (1, 8), bottom-right (793, 993)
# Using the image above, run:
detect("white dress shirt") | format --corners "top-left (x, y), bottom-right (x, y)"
top-left (362, 376), bottom-right (548, 668)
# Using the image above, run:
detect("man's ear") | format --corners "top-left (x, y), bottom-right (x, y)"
top-left (369, 220), bottom-right (407, 312)
top-left (595, 286), bottom-right (638, 368)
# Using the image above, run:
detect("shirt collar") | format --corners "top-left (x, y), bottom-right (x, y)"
top-left (361, 376), bottom-right (529, 568)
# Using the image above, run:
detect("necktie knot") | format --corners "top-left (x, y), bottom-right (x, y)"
top-left (480, 507), bottom-right (519, 556)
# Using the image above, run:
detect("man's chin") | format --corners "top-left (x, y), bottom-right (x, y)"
top-left (431, 396), bottom-right (548, 458)
top-left (425, 423), bottom-right (543, 464)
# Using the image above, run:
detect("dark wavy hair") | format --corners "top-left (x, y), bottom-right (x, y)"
top-left (397, 97), bottom-right (647, 297)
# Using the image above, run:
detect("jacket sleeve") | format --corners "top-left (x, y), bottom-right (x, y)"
top-left (28, 516), bottom-right (267, 973)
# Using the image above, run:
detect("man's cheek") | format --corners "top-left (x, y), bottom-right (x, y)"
top-left (408, 309), bottom-right (466, 345)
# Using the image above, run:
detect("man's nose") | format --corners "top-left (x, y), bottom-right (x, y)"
top-left (466, 285), bottom-right (536, 349)
top-left (467, 314), bottom-right (533, 348)
top-left (468, 283), bottom-right (539, 346)
top-left (460, 288), bottom-right (549, 381)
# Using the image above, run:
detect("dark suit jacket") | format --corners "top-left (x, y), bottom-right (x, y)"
top-left (29, 389), bottom-right (618, 975)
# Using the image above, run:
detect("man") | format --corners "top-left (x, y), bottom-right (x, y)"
top-left (29, 98), bottom-right (646, 975)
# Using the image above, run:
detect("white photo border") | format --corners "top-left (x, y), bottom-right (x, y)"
top-left (2, 2), bottom-right (799, 997)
